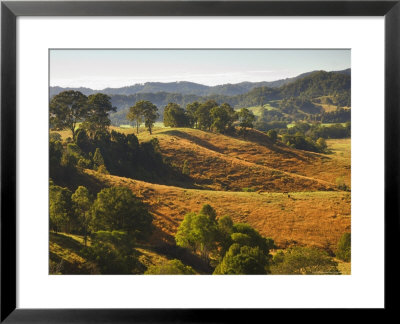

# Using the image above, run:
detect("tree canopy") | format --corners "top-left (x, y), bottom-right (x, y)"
top-left (82, 93), bottom-right (116, 138)
top-left (145, 259), bottom-right (195, 275)
top-left (213, 244), bottom-right (269, 274)
top-left (90, 187), bottom-right (153, 239)
top-left (270, 247), bottom-right (339, 275)
top-left (163, 103), bottom-right (189, 127)
top-left (50, 90), bottom-right (88, 140)
top-left (127, 100), bottom-right (159, 134)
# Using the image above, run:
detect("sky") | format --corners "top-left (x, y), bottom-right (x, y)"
top-left (50, 49), bottom-right (350, 89)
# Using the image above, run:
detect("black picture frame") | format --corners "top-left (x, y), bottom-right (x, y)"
top-left (1, 0), bottom-right (399, 322)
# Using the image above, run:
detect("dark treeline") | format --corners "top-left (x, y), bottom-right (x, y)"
top-left (159, 100), bottom-right (256, 138)
top-left (278, 122), bottom-right (351, 153)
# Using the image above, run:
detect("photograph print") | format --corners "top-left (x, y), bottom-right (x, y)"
top-left (49, 49), bottom-right (351, 275)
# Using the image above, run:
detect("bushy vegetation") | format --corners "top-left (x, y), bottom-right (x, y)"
top-left (175, 205), bottom-right (274, 274)
top-left (49, 181), bottom-right (153, 274)
top-left (161, 100), bottom-right (254, 136)
top-left (270, 246), bottom-right (339, 275)
top-left (83, 230), bottom-right (139, 274)
top-left (335, 233), bottom-right (351, 262)
top-left (50, 127), bottom-right (187, 185)
top-left (274, 122), bottom-right (351, 153)
top-left (145, 259), bottom-right (196, 275)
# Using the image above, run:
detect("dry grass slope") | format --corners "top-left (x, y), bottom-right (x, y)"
top-left (135, 127), bottom-right (350, 191)
top-left (87, 169), bottom-right (350, 251)
top-left (54, 126), bottom-right (350, 255)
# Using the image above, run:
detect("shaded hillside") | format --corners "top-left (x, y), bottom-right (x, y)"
top-left (50, 232), bottom-right (211, 274)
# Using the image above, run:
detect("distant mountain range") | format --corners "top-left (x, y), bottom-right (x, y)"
top-left (49, 68), bottom-right (350, 126)
top-left (49, 68), bottom-right (350, 98)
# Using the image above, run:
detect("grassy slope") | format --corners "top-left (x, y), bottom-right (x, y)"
top-left (86, 169), bottom-right (350, 252)
top-left (52, 126), bottom-right (351, 262)
top-left (135, 127), bottom-right (350, 190)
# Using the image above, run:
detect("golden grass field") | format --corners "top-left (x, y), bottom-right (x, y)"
top-left (77, 127), bottom-right (351, 253)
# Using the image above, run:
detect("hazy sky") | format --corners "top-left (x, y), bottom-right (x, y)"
top-left (50, 49), bottom-right (350, 89)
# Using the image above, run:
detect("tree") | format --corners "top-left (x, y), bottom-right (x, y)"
top-left (49, 183), bottom-right (74, 233)
top-left (210, 103), bottom-right (236, 133)
top-left (128, 100), bottom-right (159, 134)
top-left (186, 102), bottom-right (201, 128)
top-left (75, 128), bottom-right (92, 154)
top-left (71, 186), bottom-right (93, 245)
top-left (266, 129), bottom-right (278, 142)
top-left (141, 100), bottom-right (159, 134)
top-left (84, 230), bottom-right (137, 274)
top-left (231, 223), bottom-right (274, 254)
top-left (163, 103), bottom-right (189, 127)
top-left (90, 187), bottom-right (153, 239)
top-left (216, 216), bottom-right (234, 257)
top-left (49, 90), bottom-right (88, 140)
top-left (197, 100), bottom-right (218, 130)
top-left (336, 232), bottom-right (351, 262)
top-left (175, 212), bottom-right (219, 262)
top-left (213, 244), bottom-right (269, 274)
top-left (270, 246), bottom-right (339, 275)
top-left (199, 204), bottom-right (217, 221)
top-left (144, 259), bottom-right (195, 275)
top-left (238, 108), bottom-right (255, 137)
top-left (82, 93), bottom-right (116, 138)
top-left (49, 138), bottom-right (63, 173)
top-left (93, 148), bottom-right (106, 170)
top-left (127, 102), bottom-right (144, 134)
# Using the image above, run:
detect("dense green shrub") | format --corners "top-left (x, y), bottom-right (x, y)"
top-left (145, 259), bottom-right (195, 275)
top-left (270, 246), bottom-right (339, 275)
top-left (336, 233), bottom-right (351, 262)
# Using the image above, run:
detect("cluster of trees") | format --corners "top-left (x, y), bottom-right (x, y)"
top-left (145, 259), bottom-right (196, 275)
top-left (126, 100), bottom-right (159, 134)
top-left (321, 108), bottom-right (351, 123)
top-left (50, 126), bottom-right (186, 185)
top-left (270, 232), bottom-right (350, 275)
top-left (277, 98), bottom-right (322, 115)
top-left (254, 104), bottom-right (350, 132)
top-left (50, 91), bottom-right (117, 140)
top-left (281, 133), bottom-right (328, 153)
top-left (174, 204), bottom-right (274, 274)
top-left (270, 246), bottom-right (339, 274)
top-left (162, 100), bottom-right (256, 135)
top-left (261, 122), bottom-right (351, 153)
top-left (50, 182), bottom-right (153, 274)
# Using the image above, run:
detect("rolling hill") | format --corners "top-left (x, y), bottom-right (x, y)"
top-left (52, 126), bottom-right (350, 252)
